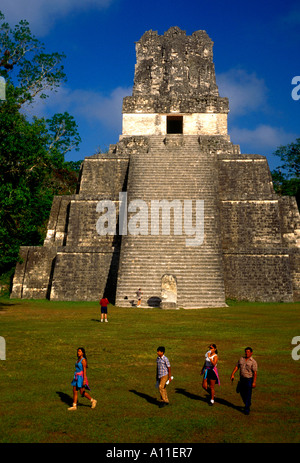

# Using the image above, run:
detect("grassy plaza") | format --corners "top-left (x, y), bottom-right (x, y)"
top-left (0, 297), bottom-right (299, 443)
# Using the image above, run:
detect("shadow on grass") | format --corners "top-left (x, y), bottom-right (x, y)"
top-left (0, 300), bottom-right (18, 311)
top-left (175, 388), bottom-right (244, 413)
top-left (129, 389), bottom-right (159, 406)
top-left (56, 391), bottom-right (90, 408)
top-left (56, 391), bottom-right (73, 406)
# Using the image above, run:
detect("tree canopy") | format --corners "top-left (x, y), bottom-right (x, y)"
top-left (271, 138), bottom-right (300, 205)
top-left (0, 12), bottom-right (82, 274)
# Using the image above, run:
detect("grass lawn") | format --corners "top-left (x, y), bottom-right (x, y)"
top-left (0, 297), bottom-right (299, 444)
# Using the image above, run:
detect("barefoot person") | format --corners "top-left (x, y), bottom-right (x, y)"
top-left (68, 347), bottom-right (97, 411)
top-left (201, 343), bottom-right (220, 406)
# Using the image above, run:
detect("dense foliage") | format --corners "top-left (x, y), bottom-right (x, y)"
top-left (0, 12), bottom-right (82, 273)
top-left (271, 138), bottom-right (300, 205)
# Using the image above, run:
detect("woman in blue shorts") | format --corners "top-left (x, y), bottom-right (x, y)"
top-left (68, 347), bottom-right (97, 410)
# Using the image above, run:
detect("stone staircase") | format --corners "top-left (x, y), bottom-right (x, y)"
top-left (115, 135), bottom-right (228, 308)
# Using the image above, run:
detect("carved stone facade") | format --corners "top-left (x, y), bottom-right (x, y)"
top-left (122, 27), bottom-right (228, 138)
top-left (11, 27), bottom-right (300, 307)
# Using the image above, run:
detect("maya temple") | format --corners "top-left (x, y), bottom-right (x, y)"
top-left (11, 27), bottom-right (300, 308)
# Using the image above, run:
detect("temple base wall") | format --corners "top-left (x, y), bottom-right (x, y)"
top-left (49, 247), bottom-right (119, 302)
top-left (223, 252), bottom-right (294, 302)
top-left (10, 246), bottom-right (57, 299)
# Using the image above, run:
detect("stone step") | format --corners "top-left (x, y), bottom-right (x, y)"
top-left (118, 275), bottom-right (220, 282)
top-left (118, 285), bottom-right (226, 291)
top-left (118, 284), bottom-right (225, 291)
top-left (118, 271), bottom-right (224, 277)
top-left (119, 254), bottom-right (222, 262)
top-left (118, 288), bottom-right (226, 296)
top-left (117, 290), bottom-right (226, 298)
top-left (118, 273), bottom-right (224, 279)
top-left (118, 288), bottom-right (225, 294)
top-left (116, 138), bottom-right (226, 308)
top-left (117, 276), bottom-right (225, 285)
top-left (129, 179), bottom-right (217, 185)
top-left (121, 260), bottom-right (220, 266)
top-left (117, 271), bottom-right (224, 278)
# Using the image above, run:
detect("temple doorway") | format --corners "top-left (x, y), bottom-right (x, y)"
top-left (167, 116), bottom-right (183, 134)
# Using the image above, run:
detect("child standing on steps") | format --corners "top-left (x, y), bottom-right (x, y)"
top-left (136, 288), bottom-right (142, 307)
top-left (68, 347), bottom-right (97, 410)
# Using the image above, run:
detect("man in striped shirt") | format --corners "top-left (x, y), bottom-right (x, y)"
top-left (156, 346), bottom-right (172, 408)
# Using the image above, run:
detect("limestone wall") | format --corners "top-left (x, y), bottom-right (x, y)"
top-left (78, 155), bottom-right (129, 195)
top-left (218, 154), bottom-right (296, 302)
top-left (44, 195), bottom-right (75, 246)
top-left (10, 246), bottom-right (57, 299)
top-left (132, 28), bottom-right (219, 98)
top-left (66, 199), bottom-right (120, 247)
top-left (122, 113), bottom-right (228, 136)
top-left (11, 153), bottom-right (128, 301)
top-left (49, 247), bottom-right (119, 302)
top-left (223, 252), bottom-right (293, 302)
top-left (218, 156), bottom-right (275, 200)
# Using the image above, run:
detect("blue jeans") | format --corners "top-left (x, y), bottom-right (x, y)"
top-left (239, 377), bottom-right (253, 412)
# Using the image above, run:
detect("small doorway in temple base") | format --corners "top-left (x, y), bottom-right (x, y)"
top-left (167, 115), bottom-right (183, 134)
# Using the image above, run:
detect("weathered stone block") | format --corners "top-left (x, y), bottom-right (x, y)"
top-left (223, 252), bottom-right (293, 302)
top-left (11, 246), bottom-right (57, 299)
top-left (50, 248), bottom-right (119, 301)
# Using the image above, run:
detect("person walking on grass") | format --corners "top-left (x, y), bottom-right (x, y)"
top-left (156, 346), bottom-right (172, 408)
top-left (201, 343), bottom-right (220, 406)
top-left (99, 296), bottom-right (109, 322)
top-left (230, 346), bottom-right (257, 415)
top-left (68, 347), bottom-right (97, 411)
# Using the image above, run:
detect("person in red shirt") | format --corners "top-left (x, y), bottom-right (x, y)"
top-left (99, 296), bottom-right (109, 323)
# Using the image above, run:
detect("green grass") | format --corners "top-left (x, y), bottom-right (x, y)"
top-left (0, 297), bottom-right (299, 443)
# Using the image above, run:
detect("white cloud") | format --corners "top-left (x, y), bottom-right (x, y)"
top-left (216, 68), bottom-right (290, 154)
top-left (217, 68), bottom-right (269, 117)
top-left (65, 86), bottom-right (132, 129)
top-left (0, 0), bottom-right (113, 35)
top-left (24, 84), bottom-right (132, 131)
top-left (230, 124), bottom-right (297, 152)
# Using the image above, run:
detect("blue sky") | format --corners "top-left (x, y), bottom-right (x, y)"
top-left (1, 0), bottom-right (300, 170)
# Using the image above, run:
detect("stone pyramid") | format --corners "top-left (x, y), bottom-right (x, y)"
top-left (11, 27), bottom-right (300, 308)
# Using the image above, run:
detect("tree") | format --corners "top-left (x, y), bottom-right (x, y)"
top-left (0, 103), bottom-right (51, 272)
top-left (0, 12), bottom-right (82, 274)
top-left (272, 138), bottom-right (300, 178)
top-left (0, 11), bottom-right (66, 107)
top-left (271, 138), bottom-right (300, 206)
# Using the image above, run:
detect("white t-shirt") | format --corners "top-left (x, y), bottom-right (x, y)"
top-left (205, 352), bottom-right (217, 368)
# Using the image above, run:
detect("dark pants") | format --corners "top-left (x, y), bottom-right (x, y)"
top-left (239, 377), bottom-right (253, 412)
